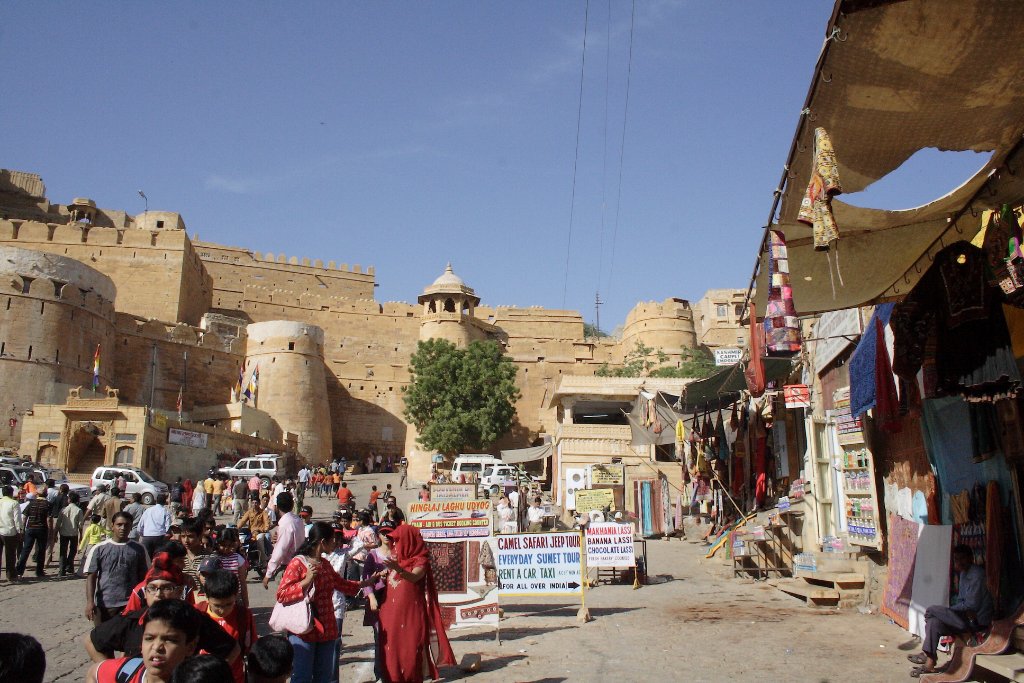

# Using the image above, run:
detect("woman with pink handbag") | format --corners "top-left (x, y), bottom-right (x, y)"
top-left (273, 522), bottom-right (362, 683)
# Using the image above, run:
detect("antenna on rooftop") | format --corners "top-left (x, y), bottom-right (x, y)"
top-left (138, 190), bottom-right (148, 216)
top-left (594, 290), bottom-right (603, 336)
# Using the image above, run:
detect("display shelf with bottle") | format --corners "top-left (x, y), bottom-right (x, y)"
top-left (840, 447), bottom-right (882, 550)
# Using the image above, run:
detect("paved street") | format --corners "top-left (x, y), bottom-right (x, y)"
top-left (15, 471), bottom-right (913, 682)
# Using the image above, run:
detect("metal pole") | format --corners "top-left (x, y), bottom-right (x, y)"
top-left (149, 344), bottom-right (157, 409)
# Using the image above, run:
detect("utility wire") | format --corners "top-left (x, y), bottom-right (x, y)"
top-left (562, 0), bottom-right (591, 308)
top-left (606, 0), bottom-right (635, 306)
top-left (595, 0), bottom-right (612, 300)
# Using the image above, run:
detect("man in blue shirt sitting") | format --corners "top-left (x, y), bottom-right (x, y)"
top-left (908, 544), bottom-right (994, 677)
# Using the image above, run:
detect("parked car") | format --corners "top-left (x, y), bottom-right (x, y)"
top-left (218, 454), bottom-right (295, 490)
top-left (0, 465), bottom-right (34, 491)
top-left (480, 463), bottom-right (533, 495)
top-left (31, 467), bottom-right (93, 505)
top-left (90, 466), bottom-right (168, 505)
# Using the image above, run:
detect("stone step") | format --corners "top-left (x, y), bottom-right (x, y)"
top-left (769, 578), bottom-right (840, 607)
top-left (974, 652), bottom-right (1024, 681)
top-left (795, 570), bottom-right (866, 590)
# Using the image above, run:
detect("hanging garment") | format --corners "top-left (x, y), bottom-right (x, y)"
top-left (985, 480), bottom-right (1003, 610)
top-left (797, 127), bottom-right (844, 293)
top-left (753, 436), bottom-right (767, 507)
top-left (980, 204), bottom-right (1024, 304)
top-left (715, 411), bottom-right (730, 462)
top-left (849, 303), bottom-right (896, 418)
top-left (950, 490), bottom-right (972, 525)
top-left (874, 317), bottom-right (902, 433)
top-left (744, 317), bottom-right (766, 397)
top-left (969, 402), bottom-right (1000, 463)
top-left (763, 230), bottom-right (802, 355)
top-left (891, 242), bottom-right (1021, 402)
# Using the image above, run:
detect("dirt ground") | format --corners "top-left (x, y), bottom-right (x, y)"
top-left (24, 471), bottom-right (918, 682)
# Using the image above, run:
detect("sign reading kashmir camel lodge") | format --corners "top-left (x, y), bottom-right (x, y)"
top-left (496, 532), bottom-right (583, 595)
top-left (585, 522), bottom-right (636, 567)
top-left (408, 500), bottom-right (492, 539)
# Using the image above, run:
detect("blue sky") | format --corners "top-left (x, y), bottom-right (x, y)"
top-left (0, 2), bottom-right (986, 329)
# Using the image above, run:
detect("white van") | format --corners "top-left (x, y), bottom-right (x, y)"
top-left (450, 454), bottom-right (502, 482)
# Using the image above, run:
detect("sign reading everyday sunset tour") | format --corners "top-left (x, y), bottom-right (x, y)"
top-left (496, 532), bottom-right (583, 595)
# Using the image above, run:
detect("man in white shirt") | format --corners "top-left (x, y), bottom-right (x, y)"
top-left (0, 485), bottom-right (23, 581)
top-left (262, 492), bottom-right (304, 586)
top-left (136, 493), bottom-right (173, 557)
top-left (527, 497), bottom-right (545, 533)
top-left (296, 466), bottom-right (309, 507)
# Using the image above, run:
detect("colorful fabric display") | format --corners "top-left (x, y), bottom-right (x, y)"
top-left (763, 230), bottom-right (801, 355)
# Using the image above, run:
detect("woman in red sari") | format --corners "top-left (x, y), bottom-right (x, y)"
top-left (379, 523), bottom-right (456, 682)
top-left (182, 479), bottom-right (194, 514)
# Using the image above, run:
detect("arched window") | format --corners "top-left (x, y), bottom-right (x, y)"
top-left (114, 446), bottom-right (135, 466)
top-left (37, 445), bottom-right (58, 467)
top-left (428, 300), bottom-right (436, 313)
top-left (443, 298), bottom-right (456, 313)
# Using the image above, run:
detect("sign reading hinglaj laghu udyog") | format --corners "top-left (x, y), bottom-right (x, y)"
top-left (407, 500), bottom-right (492, 539)
top-left (496, 532), bottom-right (582, 596)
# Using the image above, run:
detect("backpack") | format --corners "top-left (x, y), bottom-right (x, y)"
top-left (96, 657), bottom-right (144, 683)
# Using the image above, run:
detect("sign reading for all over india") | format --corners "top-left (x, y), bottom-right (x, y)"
top-left (496, 532), bottom-right (582, 595)
top-left (408, 500), bottom-right (492, 539)
top-left (573, 487), bottom-right (615, 512)
top-left (585, 523), bottom-right (636, 567)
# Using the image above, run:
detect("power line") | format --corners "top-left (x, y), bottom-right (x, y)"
top-left (562, 0), bottom-right (591, 309)
top-left (596, 0), bottom-right (612, 298)
top-left (606, 0), bottom-right (635, 304)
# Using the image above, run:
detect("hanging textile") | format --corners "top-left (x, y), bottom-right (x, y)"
top-left (891, 242), bottom-right (1022, 403)
top-left (874, 317), bottom-right (901, 433)
top-left (715, 411), bottom-right (730, 462)
top-left (985, 480), bottom-right (1003, 610)
top-left (797, 127), bottom-right (844, 294)
top-left (754, 436), bottom-right (767, 507)
top-left (763, 230), bottom-right (802, 355)
top-left (849, 303), bottom-right (895, 418)
top-left (980, 204), bottom-right (1024, 305)
top-left (744, 316), bottom-right (766, 397)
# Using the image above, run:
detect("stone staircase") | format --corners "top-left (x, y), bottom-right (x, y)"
top-left (767, 552), bottom-right (868, 610)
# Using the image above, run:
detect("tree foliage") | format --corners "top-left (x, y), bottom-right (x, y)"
top-left (402, 339), bottom-right (521, 455)
top-left (583, 323), bottom-right (609, 339)
top-left (595, 340), bottom-right (718, 379)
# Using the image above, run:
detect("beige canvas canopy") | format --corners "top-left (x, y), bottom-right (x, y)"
top-left (753, 0), bottom-right (1024, 317)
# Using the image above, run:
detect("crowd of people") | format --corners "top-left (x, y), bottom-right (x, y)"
top-left (0, 461), bottom-right (455, 683)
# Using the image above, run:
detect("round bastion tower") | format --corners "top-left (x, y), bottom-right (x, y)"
top-left (417, 263), bottom-right (480, 347)
top-left (0, 246), bottom-right (117, 453)
top-left (620, 298), bottom-right (698, 367)
top-left (244, 321), bottom-right (332, 464)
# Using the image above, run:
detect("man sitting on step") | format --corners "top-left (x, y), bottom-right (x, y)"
top-left (908, 544), bottom-right (994, 677)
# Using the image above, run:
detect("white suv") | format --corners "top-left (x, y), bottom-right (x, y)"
top-left (218, 455), bottom-right (293, 489)
top-left (91, 466), bottom-right (168, 505)
top-left (480, 463), bottom-right (532, 495)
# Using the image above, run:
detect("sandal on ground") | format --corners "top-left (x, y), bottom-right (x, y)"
top-left (910, 666), bottom-right (941, 678)
top-left (907, 654), bottom-right (928, 665)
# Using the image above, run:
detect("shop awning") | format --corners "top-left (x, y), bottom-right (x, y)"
top-left (499, 443), bottom-right (552, 464)
top-left (679, 358), bottom-right (795, 412)
top-left (753, 0), bottom-right (1024, 317)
